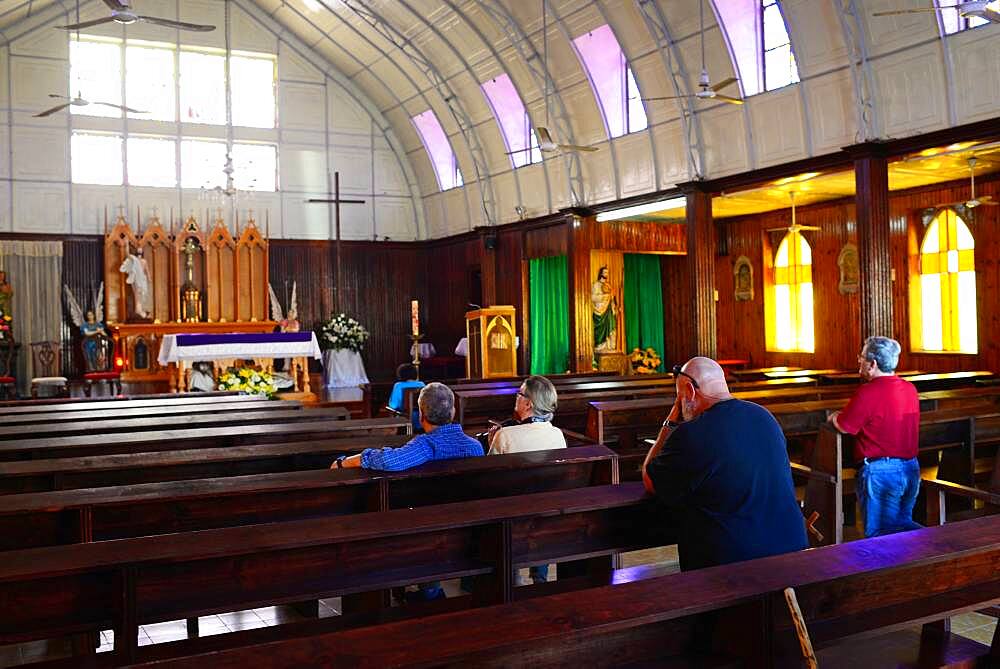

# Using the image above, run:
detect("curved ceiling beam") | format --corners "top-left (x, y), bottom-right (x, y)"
top-left (837, 0), bottom-right (882, 141)
top-left (233, 1), bottom-right (429, 237)
top-left (279, 0), bottom-right (476, 229)
top-left (635, 0), bottom-right (703, 179)
top-left (474, 0), bottom-right (584, 207)
top-left (436, 0), bottom-right (552, 216)
top-left (339, 0), bottom-right (498, 228)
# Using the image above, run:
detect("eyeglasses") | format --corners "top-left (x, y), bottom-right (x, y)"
top-left (671, 364), bottom-right (700, 390)
top-left (516, 390), bottom-right (528, 399)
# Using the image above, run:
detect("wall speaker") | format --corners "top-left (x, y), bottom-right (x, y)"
top-left (484, 235), bottom-right (498, 250)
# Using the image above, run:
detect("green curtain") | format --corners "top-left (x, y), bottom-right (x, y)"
top-left (624, 253), bottom-right (665, 372)
top-left (529, 255), bottom-right (569, 375)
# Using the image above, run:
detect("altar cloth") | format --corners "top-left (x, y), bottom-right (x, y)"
top-left (158, 331), bottom-right (322, 366)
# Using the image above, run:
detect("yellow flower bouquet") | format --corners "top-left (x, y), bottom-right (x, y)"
top-left (629, 347), bottom-right (662, 375)
top-left (218, 364), bottom-right (276, 397)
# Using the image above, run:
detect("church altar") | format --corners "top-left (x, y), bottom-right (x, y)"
top-left (103, 209), bottom-right (275, 387)
top-left (158, 331), bottom-right (321, 393)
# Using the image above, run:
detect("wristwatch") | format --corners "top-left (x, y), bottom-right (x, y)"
top-left (335, 455), bottom-right (347, 468)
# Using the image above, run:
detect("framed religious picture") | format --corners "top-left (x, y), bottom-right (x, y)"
top-left (838, 243), bottom-right (860, 295)
top-left (733, 255), bottom-right (754, 301)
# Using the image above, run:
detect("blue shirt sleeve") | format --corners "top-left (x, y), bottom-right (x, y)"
top-left (361, 434), bottom-right (434, 471)
top-left (388, 383), bottom-right (404, 412)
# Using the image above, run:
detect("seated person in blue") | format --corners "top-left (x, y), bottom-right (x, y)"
top-left (641, 357), bottom-right (808, 571)
top-left (333, 381), bottom-right (482, 601)
top-left (388, 363), bottom-right (425, 432)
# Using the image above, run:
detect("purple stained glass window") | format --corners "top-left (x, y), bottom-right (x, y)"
top-left (712, 0), bottom-right (799, 96)
top-left (572, 24), bottom-right (647, 139)
top-left (481, 74), bottom-right (541, 168)
top-left (411, 109), bottom-right (462, 191)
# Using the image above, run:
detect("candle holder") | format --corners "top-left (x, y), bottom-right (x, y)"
top-left (409, 332), bottom-right (423, 380)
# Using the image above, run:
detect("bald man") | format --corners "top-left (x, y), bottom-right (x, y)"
top-left (642, 357), bottom-right (807, 571)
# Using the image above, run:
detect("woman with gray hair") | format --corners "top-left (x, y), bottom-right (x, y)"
top-left (488, 375), bottom-right (566, 455)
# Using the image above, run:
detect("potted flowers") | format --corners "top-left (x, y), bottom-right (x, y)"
top-left (315, 313), bottom-right (370, 353)
top-left (218, 364), bottom-right (276, 397)
top-left (629, 347), bottom-right (662, 375)
top-left (315, 313), bottom-right (371, 388)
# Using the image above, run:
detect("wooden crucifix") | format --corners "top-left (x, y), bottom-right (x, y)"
top-left (307, 172), bottom-right (366, 311)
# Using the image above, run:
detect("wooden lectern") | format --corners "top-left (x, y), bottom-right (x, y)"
top-left (465, 306), bottom-right (517, 379)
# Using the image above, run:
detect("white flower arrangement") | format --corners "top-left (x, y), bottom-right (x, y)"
top-left (218, 364), bottom-right (276, 398)
top-left (316, 313), bottom-right (370, 353)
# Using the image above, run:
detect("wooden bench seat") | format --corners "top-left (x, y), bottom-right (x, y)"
top-left (0, 416), bottom-right (410, 461)
top-left (0, 482), bottom-right (669, 665)
top-left (0, 399), bottom-right (303, 427)
top-left (0, 434), bottom-right (412, 494)
top-left (0, 391), bottom-right (254, 415)
top-left (0, 406), bottom-right (347, 440)
top-left (0, 445), bottom-right (617, 550)
top-left (117, 514), bottom-right (1000, 669)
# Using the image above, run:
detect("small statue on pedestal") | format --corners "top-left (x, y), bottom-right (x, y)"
top-left (119, 246), bottom-right (153, 319)
top-left (267, 281), bottom-right (298, 390)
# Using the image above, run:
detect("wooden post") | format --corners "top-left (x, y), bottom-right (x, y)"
top-left (847, 142), bottom-right (894, 339)
top-left (680, 183), bottom-right (717, 359)
top-left (335, 172), bottom-right (342, 312)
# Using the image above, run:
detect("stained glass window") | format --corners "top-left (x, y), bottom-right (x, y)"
top-left (412, 110), bottom-right (463, 191)
top-left (767, 230), bottom-right (814, 352)
top-left (571, 24), bottom-right (647, 138)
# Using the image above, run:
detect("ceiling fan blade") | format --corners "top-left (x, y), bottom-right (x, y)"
top-left (641, 95), bottom-right (694, 102)
top-left (765, 227), bottom-right (790, 233)
top-left (34, 103), bottom-right (74, 117)
top-left (558, 144), bottom-right (599, 153)
top-left (91, 101), bottom-right (147, 114)
top-left (799, 226), bottom-right (822, 231)
top-left (48, 94), bottom-right (71, 100)
top-left (57, 16), bottom-right (116, 30)
top-left (715, 94), bottom-right (745, 105)
top-left (103, 0), bottom-right (130, 10)
top-left (138, 15), bottom-right (216, 32)
top-left (872, 8), bottom-right (943, 15)
top-left (711, 77), bottom-right (738, 92)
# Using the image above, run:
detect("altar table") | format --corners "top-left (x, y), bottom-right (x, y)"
top-left (158, 332), bottom-right (321, 393)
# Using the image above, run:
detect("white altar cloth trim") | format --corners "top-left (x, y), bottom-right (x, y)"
top-left (158, 333), bottom-right (322, 366)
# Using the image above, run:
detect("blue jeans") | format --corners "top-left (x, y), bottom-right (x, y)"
top-left (857, 457), bottom-right (923, 538)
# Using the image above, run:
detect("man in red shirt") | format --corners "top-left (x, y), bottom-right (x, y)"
top-left (828, 336), bottom-right (921, 537)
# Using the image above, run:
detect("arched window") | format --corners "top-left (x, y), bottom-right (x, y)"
top-left (481, 74), bottom-right (542, 168)
top-left (411, 110), bottom-right (463, 191)
top-left (571, 24), bottom-right (647, 138)
top-left (912, 209), bottom-right (977, 353)
top-left (766, 230), bottom-right (814, 352)
top-left (712, 0), bottom-right (800, 97)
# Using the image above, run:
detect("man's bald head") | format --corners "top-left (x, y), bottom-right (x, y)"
top-left (675, 357), bottom-right (733, 419)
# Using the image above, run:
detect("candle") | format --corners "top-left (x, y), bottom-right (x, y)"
top-left (411, 299), bottom-right (419, 336)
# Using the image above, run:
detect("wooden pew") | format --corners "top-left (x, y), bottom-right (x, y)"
top-left (0, 445), bottom-right (617, 550)
top-left (0, 483), bottom-right (669, 666)
top-left (803, 417), bottom-right (974, 545)
top-left (0, 406), bottom-right (347, 440)
top-left (132, 514), bottom-right (1000, 669)
top-left (0, 399), bottom-right (305, 427)
top-left (0, 416), bottom-right (410, 461)
top-left (0, 392), bottom-right (261, 416)
top-left (0, 434), bottom-right (413, 495)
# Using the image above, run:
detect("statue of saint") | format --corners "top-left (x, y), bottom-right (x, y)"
top-left (592, 266), bottom-right (618, 351)
top-left (119, 247), bottom-right (153, 319)
top-left (0, 271), bottom-right (12, 316)
top-left (280, 307), bottom-right (301, 333)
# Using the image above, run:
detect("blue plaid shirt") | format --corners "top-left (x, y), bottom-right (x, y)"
top-left (360, 422), bottom-right (483, 471)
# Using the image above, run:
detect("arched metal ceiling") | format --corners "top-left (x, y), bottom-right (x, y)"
top-left (2, 0), bottom-right (999, 238)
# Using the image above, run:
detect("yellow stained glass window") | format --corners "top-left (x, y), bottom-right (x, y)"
top-left (912, 209), bottom-right (977, 353)
top-left (766, 230), bottom-right (814, 352)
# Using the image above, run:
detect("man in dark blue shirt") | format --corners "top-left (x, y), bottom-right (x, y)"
top-left (642, 357), bottom-right (807, 571)
top-left (333, 381), bottom-right (483, 471)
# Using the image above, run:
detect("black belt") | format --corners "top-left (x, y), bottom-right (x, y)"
top-left (859, 456), bottom-right (904, 466)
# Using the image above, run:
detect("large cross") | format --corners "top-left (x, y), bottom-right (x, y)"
top-left (307, 172), bottom-right (366, 310)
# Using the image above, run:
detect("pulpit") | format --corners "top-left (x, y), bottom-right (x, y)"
top-left (465, 306), bottom-right (517, 379)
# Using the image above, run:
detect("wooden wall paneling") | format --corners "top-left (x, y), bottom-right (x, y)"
top-left (523, 222), bottom-right (568, 259)
top-left (661, 254), bottom-right (693, 366)
top-left (425, 234), bottom-right (482, 362)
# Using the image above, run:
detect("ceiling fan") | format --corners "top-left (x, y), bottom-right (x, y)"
top-left (873, 1), bottom-right (1000, 24)
top-left (58, 0), bottom-right (216, 32)
top-left (641, 0), bottom-right (744, 107)
top-left (508, 0), bottom-right (597, 157)
top-left (34, 91), bottom-right (146, 117)
top-left (766, 192), bottom-right (821, 233)
top-left (943, 156), bottom-right (998, 209)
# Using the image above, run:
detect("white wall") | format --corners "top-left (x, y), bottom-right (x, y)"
top-left (0, 0), bottom-right (423, 241)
